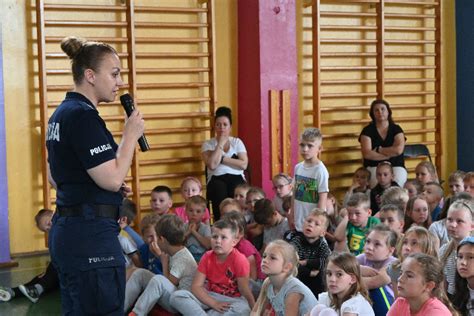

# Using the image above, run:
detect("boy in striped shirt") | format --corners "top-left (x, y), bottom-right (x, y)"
top-left (286, 209), bottom-right (331, 296)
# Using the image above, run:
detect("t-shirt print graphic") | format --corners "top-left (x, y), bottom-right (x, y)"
top-left (208, 267), bottom-right (238, 297)
top-left (294, 175), bottom-right (320, 204)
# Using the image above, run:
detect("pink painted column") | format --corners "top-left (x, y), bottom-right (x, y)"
top-left (238, 0), bottom-right (299, 195)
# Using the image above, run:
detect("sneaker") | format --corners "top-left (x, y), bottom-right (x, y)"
top-left (0, 287), bottom-right (14, 302)
top-left (18, 284), bottom-right (39, 303)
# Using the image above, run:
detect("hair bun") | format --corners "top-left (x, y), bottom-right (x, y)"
top-left (61, 36), bottom-right (86, 59)
top-left (215, 106), bottom-right (232, 117)
top-left (215, 106), bottom-right (233, 125)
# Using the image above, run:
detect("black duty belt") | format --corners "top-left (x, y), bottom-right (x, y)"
top-left (57, 204), bottom-right (119, 219)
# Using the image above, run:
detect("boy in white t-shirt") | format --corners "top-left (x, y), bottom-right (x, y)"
top-left (290, 127), bottom-right (329, 232)
top-left (126, 215), bottom-right (197, 316)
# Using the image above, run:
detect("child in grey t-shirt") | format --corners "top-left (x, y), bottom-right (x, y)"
top-left (183, 196), bottom-right (211, 262)
top-left (254, 199), bottom-right (290, 252)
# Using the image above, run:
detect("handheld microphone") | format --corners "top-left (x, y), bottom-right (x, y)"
top-left (120, 93), bottom-right (150, 152)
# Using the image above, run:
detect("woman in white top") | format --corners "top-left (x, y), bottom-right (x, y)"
top-left (202, 106), bottom-right (248, 221)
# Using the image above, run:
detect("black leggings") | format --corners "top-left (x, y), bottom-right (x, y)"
top-left (206, 174), bottom-right (246, 221)
top-left (13, 261), bottom-right (59, 297)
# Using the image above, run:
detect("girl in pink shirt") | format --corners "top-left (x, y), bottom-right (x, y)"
top-left (387, 253), bottom-right (458, 316)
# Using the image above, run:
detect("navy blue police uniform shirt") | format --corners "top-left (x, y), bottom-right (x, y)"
top-left (46, 92), bottom-right (122, 207)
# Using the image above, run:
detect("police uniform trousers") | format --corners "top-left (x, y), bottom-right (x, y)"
top-left (49, 204), bottom-right (125, 316)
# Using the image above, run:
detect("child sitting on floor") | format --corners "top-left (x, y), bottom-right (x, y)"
top-left (174, 177), bottom-right (211, 224)
top-left (310, 252), bottom-right (374, 316)
top-left (415, 161), bottom-right (439, 186)
top-left (234, 183), bottom-right (251, 218)
top-left (385, 226), bottom-right (438, 298)
top-left (251, 240), bottom-right (318, 316)
top-left (387, 254), bottom-right (456, 316)
top-left (0, 209), bottom-right (58, 303)
top-left (378, 204), bottom-right (405, 237)
top-left (272, 173), bottom-right (293, 216)
top-left (245, 186), bottom-right (266, 250)
top-left (334, 193), bottom-right (381, 255)
top-left (123, 214), bottom-right (164, 308)
top-left (286, 209), bottom-right (331, 297)
top-left (404, 179), bottom-right (423, 200)
top-left (464, 172), bottom-right (474, 196)
top-left (138, 213), bottom-right (163, 274)
top-left (245, 186), bottom-right (266, 224)
top-left (380, 186), bottom-right (409, 214)
top-left (403, 196), bottom-right (431, 232)
top-left (170, 219), bottom-right (255, 315)
top-left (325, 193), bottom-right (343, 251)
top-left (281, 195), bottom-right (292, 218)
top-left (149, 185), bottom-right (173, 216)
top-left (448, 170), bottom-right (466, 196)
top-left (357, 225), bottom-right (397, 315)
top-left (219, 197), bottom-right (242, 215)
top-left (118, 199), bottom-right (142, 279)
top-left (437, 170), bottom-right (467, 227)
top-left (121, 198), bottom-right (145, 249)
top-left (222, 211), bottom-right (265, 297)
top-left (370, 162), bottom-right (399, 215)
top-left (343, 167), bottom-right (371, 207)
top-left (254, 198), bottom-right (290, 252)
top-left (183, 196), bottom-right (212, 262)
top-left (452, 236), bottom-right (474, 315)
top-left (422, 182), bottom-right (444, 221)
top-left (438, 200), bottom-right (473, 297)
top-left (125, 215), bottom-right (197, 316)
top-left (429, 192), bottom-right (472, 248)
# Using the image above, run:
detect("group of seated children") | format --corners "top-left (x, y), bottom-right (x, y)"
top-left (116, 127), bottom-right (473, 316)
top-left (2, 127), bottom-right (473, 316)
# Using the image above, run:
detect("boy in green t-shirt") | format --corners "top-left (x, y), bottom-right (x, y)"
top-left (334, 192), bottom-right (380, 254)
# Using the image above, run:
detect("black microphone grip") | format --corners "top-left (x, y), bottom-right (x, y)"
top-left (120, 93), bottom-right (150, 152)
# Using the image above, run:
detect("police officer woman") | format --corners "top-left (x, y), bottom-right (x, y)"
top-left (46, 36), bottom-right (144, 315)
